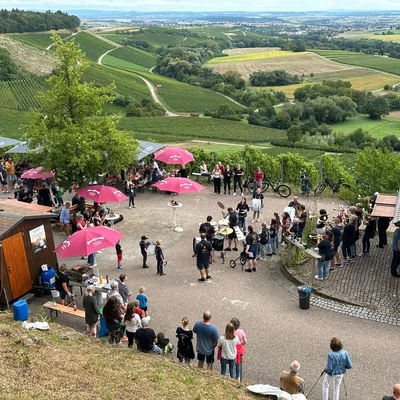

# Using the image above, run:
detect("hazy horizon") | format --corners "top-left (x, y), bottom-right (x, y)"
top-left (1, 0), bottom-right (400, 13)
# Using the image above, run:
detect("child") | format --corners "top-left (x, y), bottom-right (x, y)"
top-left (360, 216), bottom-right (376, 256)
top-left (128, 182), bottom-right (136, 209)
top-left (218, 322), bottom-right (240, 379)
top-left (289, 218), bottom-right (300, 238)
top-left (133, 299), bottom-right (144, 319)
top-left (268, 218), bottom-right (278, 256)
top-left (176, 317), bottom-right (195, 364)
top-left (136, 286), bottom-right (148, 316)
top-left (123, 302), bottom-right (141, 348)
top-left (230, 317), bottom-right (247, 381)
top-left (259, 222), bottom-right (268, 260)
top-left (56, 186), bottom-right (64, 207)
top-left (156, 332), bottom-right (174, 354)
top-left (115, 239), bottom-right (123, 271)
top-left (155, 239), bottom-right (166, 276)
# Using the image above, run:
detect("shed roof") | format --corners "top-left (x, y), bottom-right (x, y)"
top-left (0, 200), bottom-right (54, 239)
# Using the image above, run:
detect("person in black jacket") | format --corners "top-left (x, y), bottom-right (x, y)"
top-left (382, 383), bottom-right (400, 400)
top-left (341, 222), bottom-right (355, 264)
top-left (223, 164), bottom-right (233, 195)
top-left (155, 239), bottom-right (166, 276)
top-left (360, 216), bottom-right (376, 256)
top-left (259, 222), bottom-right (268, 260)
top-left (315, 231), bottom-right (335, 280)
top-left (82, 285), bottom-right (100, 337)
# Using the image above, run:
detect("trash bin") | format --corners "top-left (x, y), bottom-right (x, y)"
top-left (297, 285), bottom-right (312, 310)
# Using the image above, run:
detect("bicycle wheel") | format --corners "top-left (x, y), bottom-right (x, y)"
top-left (246, 180), bottom-right (254, 194)
top-left (339, 184), bottom-right (351, 191)
top-left (314, 183), bottom-right (326, 196)
top-left (277, 184), bottom-right (291, 198)
top-left (240, 255), bottom-right (247, 266)
top-left (230, 260), bottom-right (236, 268)
top-left (261, 181), bottom-right (269, 193)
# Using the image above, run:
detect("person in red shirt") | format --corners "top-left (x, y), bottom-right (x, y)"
top-left (254, 167), bottom-right (264, 192)
top-left (217, 162), bottom-right (224, 174)
top-left (133, 299), bottom-right (145, 319)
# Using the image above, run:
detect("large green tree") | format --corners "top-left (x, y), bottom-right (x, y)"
top-left (26, 34), bottom-right (137, 189)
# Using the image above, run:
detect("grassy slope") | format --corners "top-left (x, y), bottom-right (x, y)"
top-left (108, 46), bottom-right (157, 68)
top-left (83, 63), bottom-right (151, 101)
top-left (0, 315), bottom-right (253, 400)
top-left (137, 71), bottom-right (242, 113)
top-left (102, 55), bottom-right (150, 72)
top-left (118, 116), bottom-right (285, 143)
top-left (10, 33), bottom-right (69, 49)
top-left (330, 115), bottom-right (400, 138)
top-left (68, 32), bottom-right (115, 62)
top-left (313, 50), bottom-right (400, 76)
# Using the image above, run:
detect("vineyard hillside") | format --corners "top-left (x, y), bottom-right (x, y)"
top-left (0, 79), bottom-right (43, 111)
top-left (108, 46), bottom-right (157, 68)
top-left (10, 33), bottom-right (70, 49)
top-left (67, 32), bottom-right (116, 62)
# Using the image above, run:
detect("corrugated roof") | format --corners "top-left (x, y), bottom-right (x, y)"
top-left (0, 200), bottom-right (54, 239)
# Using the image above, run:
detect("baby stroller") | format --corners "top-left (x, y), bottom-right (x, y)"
top-left (156, 332), bottom-right (174, 354)
top-left (230, 244), bottom-right (247, 270)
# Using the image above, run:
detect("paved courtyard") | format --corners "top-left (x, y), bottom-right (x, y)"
top-left (24, 184), bottom-right (400, 399)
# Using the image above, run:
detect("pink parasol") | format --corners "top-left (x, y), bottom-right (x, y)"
top-left (54, 226), bottom-right (124, 258)
top-left (152, 177), bottom-right (204, 194)
top-left (21, 167), bottom-right (54, 179)
top-left (154, 147), bottom-right (194, 165)
top-left (76, 185), bottom-right (128, 203)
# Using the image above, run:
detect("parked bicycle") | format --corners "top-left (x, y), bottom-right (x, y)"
top-left (244, 176), bottom-right (268, 194)
top-left (246, 175), bottom-right (291, 198)
top-left (314, 176), bottom-right (350, 196)
top-left (299, 170), bottom-right (312, 197)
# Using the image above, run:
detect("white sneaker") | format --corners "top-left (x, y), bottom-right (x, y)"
top-left (314, 275), bottom-right (323, 281)
top-left (233, 193), bottom-right (236, 196)
top-left (358, 252), bottom-right (364, 256)
top-left (129, 206), bottom-right (131, 209)
top-left (256, 219), bottom-right (260, 222)
top-left (241, 193), bottom-right (244, 197)
top-left (251, 219), bottom-right (256, 223)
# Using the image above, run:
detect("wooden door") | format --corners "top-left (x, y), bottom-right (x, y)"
top-left (3, 233), bottom-right (32, 299)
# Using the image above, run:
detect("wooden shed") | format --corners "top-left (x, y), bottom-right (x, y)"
top-left (0, 200), bottom-right (57, 304)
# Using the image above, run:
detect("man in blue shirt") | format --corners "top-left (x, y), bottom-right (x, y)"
top-left (390, 221), bottom-right (400, 277)
top-left (193, 311), bottom-right (219, 370)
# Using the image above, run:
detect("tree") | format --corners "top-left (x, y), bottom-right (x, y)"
top-left (287, 125), bottom-right (302, 142)
top-left (364, 97), bottom-right (390, 119)
top-left (26, 34), bottom-right (137, 189)
top-left (0, 48), bottom-right (18, 80)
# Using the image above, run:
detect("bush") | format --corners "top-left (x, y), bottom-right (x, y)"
top-left (126, 99), bottom-right (166, 117)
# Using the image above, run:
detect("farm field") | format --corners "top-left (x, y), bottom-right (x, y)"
top-left (330, 115), bottom-right (400, 138)
top-left (107, 46), bottom-right (156, 68)
top-left (118, 116), bottom-right (286, 143)
top-left (137, 71), bottom-right (243, 113)
top-left (0, 79), bottom-right (43, 111)
top-left (0, 109), bottom-right (31, 139)
top-left (189, 27), bottom-right (267, 41)
top-left (67, 32), bottom-right (116, 62)
top-left (10, 33), bottom-right (69, 49)
top-left (97, 34), bottom-right (127, 44)
top-left (367, 34), bottom-right (400, 42)
top-left (102, 55), bottom-right (150, 72)
top-left (256, 68), bottom-right (400, 97)
top-left (208, 50), bottom-right (303, 63)
top-left (336, 30), bottom-right (400, 39)
top-left (208, 51), bottom-right (353, 81)
top-left (313, 50), bottom-right (400, 76)
top-left (83, 64), bottom-right (151, 101)
top-left (223, 47), bottom-right (280, 55)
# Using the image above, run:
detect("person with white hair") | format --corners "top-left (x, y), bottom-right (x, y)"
top-left (107, 281), bottom-right (126, 312)
top-left (280, 360), bottom-right (305, 394)
top-left (383, 383), bottom-right (400, 400)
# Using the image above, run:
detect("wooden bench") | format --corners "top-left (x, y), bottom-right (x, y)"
top-left (43, 301), bottom-right (85, 320)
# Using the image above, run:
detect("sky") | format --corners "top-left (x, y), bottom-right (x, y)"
top-left (1, 0), bottom-right (400, 12)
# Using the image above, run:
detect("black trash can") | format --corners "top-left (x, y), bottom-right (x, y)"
top-left (297, 285), bottom-right (312, 310)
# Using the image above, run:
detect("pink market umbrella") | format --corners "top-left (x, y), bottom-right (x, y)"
top-left (154, 147), bottom-right (194, 165)
top-left (152, 177), bottom-right (204, 194)
top-left (76, 185), bottom-right (128, 203)
top-left (21, 167), bottom-right (54, 179)
top-left (54, 226), bottom-right (124, 258)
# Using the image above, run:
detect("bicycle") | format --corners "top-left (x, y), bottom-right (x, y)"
top-left (314, 176), bottom-right (350, 196)
top-left (245, 176), bottom-right (291, 198)
top-left (299, 170), bottom-right (312, 197)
